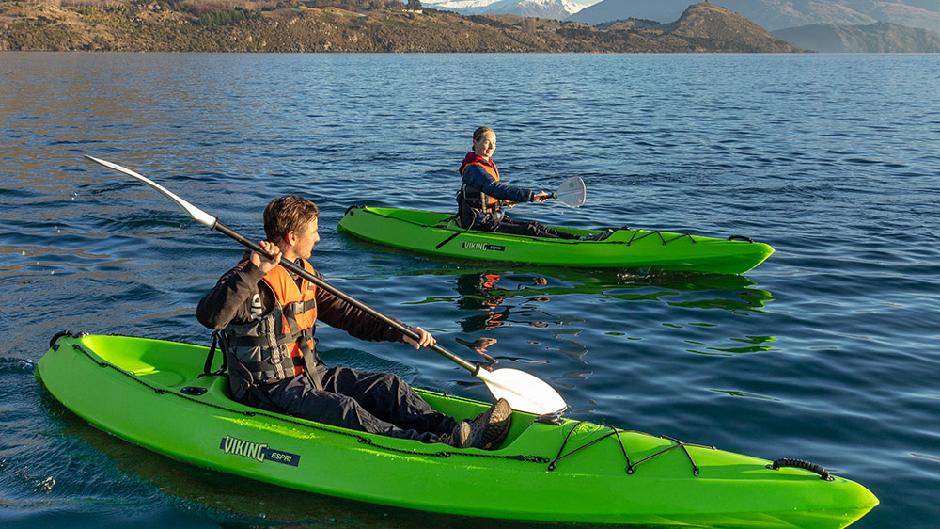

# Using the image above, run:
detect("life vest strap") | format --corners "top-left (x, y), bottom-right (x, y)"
top-left (237, 362), bottom-right (294, 384)
top-left (289, 299), bottom-right (318, 313)
top-left (228, 333), bottom-right (302, 348)
top-left (199, 330), bottom-right (228, 378)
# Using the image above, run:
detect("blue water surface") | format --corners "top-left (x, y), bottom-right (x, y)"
top-left (1, 53), bottom-right (939, 529)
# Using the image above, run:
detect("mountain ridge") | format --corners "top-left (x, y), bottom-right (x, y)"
top-left (773, 21), bottom-right (940, 52)
top-left (569, 0), bottom-right (940, 34)
top-left (0, 1), bottom-right (801, 53)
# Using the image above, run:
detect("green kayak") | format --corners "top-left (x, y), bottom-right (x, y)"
top-left (337, 206), bottom-right (775, 275)
top-left (39, 333), bottom-right (877, 528)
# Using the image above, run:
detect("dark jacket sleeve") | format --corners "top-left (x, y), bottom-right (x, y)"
top-left (196, 260), bottom-right (266, 330)
top-left (314, 273), bottom-right (406, 344)
top-left (462, 165), bottom-right (535, 203)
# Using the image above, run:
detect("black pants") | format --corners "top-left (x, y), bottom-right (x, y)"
top-left (255, 366), bottom-right (458, 443)
top-left (494, 217), bottom-right (580, 239)
top-left (464, 213), bottom-right (580, 240)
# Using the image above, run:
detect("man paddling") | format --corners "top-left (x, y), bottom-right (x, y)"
top-left (197, 195), bottom-right (511, 449)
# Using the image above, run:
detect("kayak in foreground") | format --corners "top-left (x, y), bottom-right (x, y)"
top-left (337, 206), bottom-right (775, 275)
top-left (39, 333), bottom-right (876, 528)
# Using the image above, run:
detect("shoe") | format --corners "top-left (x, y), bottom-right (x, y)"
top-left (578, 228), bottom-right (614, 241)
top-left (449, 398), bottom-right (513, 450)
top-left (446, 421), bottom-right (473, 448)
top-left (480, 398), bottom-right (512, 450)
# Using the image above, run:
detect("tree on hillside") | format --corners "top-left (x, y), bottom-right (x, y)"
top-left (406, 0), bottom-right (421, 9)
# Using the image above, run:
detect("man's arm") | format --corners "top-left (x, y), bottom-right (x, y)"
top-left (196, 260), bottom-right (265, 329)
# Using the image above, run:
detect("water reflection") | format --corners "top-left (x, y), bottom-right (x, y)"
top-left (455, 272), bottom-right (510, 332)
top-left (699, 335), bottom-right (778, 355)
top-left (399, 267), bottom-right (779, 370)
top-left (403, 267), bottom-right (774, 314)
top-left (454, 336), bottom-right (498, 366)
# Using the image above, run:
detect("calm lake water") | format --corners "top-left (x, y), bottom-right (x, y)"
top-left (1, 53), bottom-right (939, 529)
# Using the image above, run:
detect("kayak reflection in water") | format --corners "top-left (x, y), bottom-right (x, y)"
top-left (196, 196), bottom-right (511, 450)
top-left (455, 272), bottom-right (504, 369)
top-left (457, 272), bottom-right (509, 332)
top-left (457, 127), bottom-right (586, 240)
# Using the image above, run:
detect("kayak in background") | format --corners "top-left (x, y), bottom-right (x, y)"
top-left (38, 332), bottom-right (877, 528)
top-left (337, 206), bottom-right (774, 275)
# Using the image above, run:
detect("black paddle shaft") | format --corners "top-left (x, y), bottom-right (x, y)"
top-left (211, 221), bottom-right (479, 375)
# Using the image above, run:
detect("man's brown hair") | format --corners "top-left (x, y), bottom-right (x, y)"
top-left (263, 195), bottom-right (320, 242)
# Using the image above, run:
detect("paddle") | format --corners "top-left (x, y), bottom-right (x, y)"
top-left (83, 155), bottom-right (568, 415)
top-left (549, 176), bottom-right (586, 208)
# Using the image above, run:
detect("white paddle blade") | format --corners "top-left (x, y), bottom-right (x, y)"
top-left (555, 176), bottom-right (586, 208)
top-left (84, 155), bottom-right (217, 227)
top-left (476, 368), bottom-right (567, 415)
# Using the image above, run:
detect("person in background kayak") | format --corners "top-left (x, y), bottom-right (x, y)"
top-left (197, 196), bottom-right (511, 450)
top-left (458, 127), bottom-right (593, 240)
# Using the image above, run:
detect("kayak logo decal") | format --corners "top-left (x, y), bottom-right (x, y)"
top-left (462, 242), bottom-right (506, 252)
top-left (219, 436), bottom-right (301, 467)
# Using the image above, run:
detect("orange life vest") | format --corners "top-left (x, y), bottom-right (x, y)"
top-left (221, 260), bottom-right (319, 395)
top-left (460, 158), bottom-right (502, 213)
top-left (260, 261), bottom-right (318, 377)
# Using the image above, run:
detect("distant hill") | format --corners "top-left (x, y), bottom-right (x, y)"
top-left (568, 1), bottom-right (940, 34)
top-left (657, 3), bottom-right (800, 52)
top-left (0, 1), bottom-right (801, 53)
top-left (773, 22), bottom-right (940, 52)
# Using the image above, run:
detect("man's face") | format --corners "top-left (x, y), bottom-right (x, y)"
top-left (291, 217), bottom-right (320, 260)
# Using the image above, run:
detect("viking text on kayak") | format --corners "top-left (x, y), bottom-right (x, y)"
top-left (219, 436), bottom-right (301, 467)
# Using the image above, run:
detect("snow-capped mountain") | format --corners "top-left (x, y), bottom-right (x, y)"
top-left (423, 0), bottom-right (601, 20)
top-left (423, 0), bottom-right (496, 9)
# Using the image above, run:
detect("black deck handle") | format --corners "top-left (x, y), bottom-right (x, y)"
top-left (343, 204), bottom-right (365, 216)
top-left (50, 330), bottom-right (74, 349)
top-left (49, 330), bottom-right (86, 349)
top-left (767, 458), bottom-right (834, 481)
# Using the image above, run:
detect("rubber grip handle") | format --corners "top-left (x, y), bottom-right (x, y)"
top-left (767, 458), bottom-right (833, 481)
